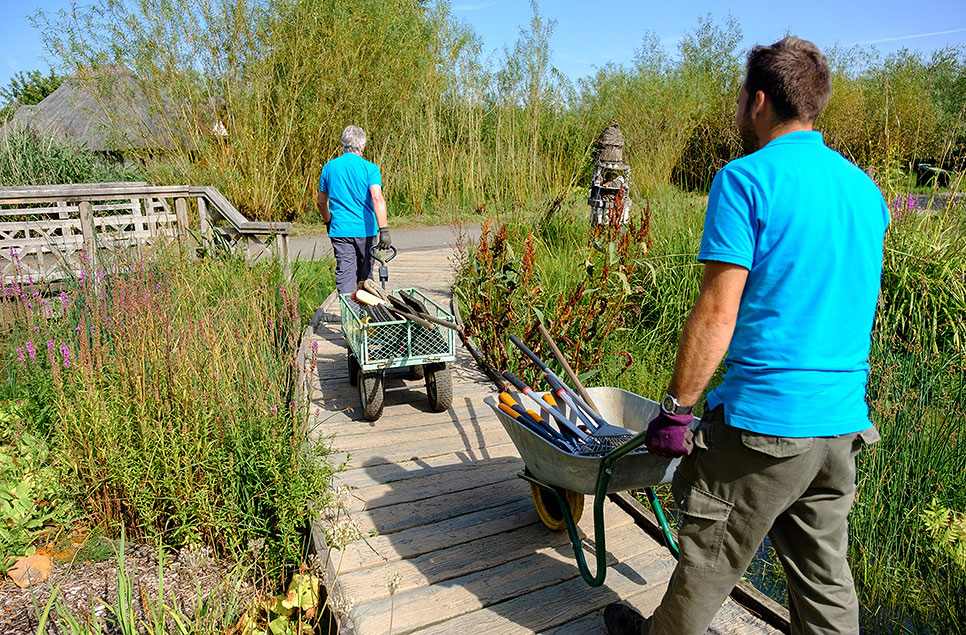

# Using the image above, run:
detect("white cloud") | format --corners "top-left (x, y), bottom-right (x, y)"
top-left (857, 28), bottom-right (966, 45)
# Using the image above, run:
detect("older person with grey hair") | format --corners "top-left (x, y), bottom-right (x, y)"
top-left (317, 125), bottom-right (391, 295)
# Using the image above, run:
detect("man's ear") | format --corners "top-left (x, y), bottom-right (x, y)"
top-left (751, 90), bottom-right (768, 121)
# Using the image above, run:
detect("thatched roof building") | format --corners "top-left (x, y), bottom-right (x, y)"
top-left (2, 65), bottom-right (179, 152)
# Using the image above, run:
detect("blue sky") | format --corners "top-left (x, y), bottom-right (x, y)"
top-left (2, 0), bottom-right (965, 90)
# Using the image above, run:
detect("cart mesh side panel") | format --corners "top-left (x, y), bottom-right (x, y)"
top-left (339, 288), bottom-right (457, 370)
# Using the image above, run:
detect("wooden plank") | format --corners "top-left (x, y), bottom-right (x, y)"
top-left (325, 498), bottom-right (538, 573)
top-left (344, 455), bottom-right (523, 511)
top-left (327, 423), bottom-right (511, 469)
top-left (348, 476), bottom-right (527, 537)
top-left (405, 547), bottom-right (678, 635)
top-left (352, 523), bottom-right (662, 635)
top-left (333, 496), bottom-right (634, 606)
top-left (327, 415), bottom-right (506, 453)
top-left (332, 444), bottom-right (521, 489)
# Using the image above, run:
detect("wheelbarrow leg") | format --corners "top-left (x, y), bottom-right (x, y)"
top-left (519, 470), bottom-right (610, 587)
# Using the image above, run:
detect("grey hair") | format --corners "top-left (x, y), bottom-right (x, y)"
top-left (340, 125), bottom-right (367, 153)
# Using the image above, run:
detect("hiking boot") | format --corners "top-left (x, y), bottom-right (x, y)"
top-left (603, 602), bottom-right (650, 634)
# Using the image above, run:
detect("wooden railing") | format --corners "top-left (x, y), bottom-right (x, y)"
top-left (0, 182), bottom-right (290, 283)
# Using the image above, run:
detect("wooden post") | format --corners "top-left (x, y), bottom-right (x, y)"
top-left (198, 196), bottom-right (211, 236)
top-left (78, 200), bottom-right (96, 269)
top-left (175, 197), bottom-right (189, 238)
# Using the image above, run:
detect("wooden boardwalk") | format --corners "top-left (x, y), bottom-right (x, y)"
top-left (304, 244), bottom-right (784, 634)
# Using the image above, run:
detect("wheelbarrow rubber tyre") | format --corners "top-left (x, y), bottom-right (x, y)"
top-left (409, 364), bottom-right (425, 380)
top-left (359, 369), bottom-right (384, 421)
top-left (530, 483), bottom-right (584, 531)
top-left (348, 354), bottom-right (360, 386)
top-left (425, 363), bottom-right (452, 412)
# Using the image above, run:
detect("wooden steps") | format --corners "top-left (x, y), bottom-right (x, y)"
top-left (304, 246), bottom-right (784, 634)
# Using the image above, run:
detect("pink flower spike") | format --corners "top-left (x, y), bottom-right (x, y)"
top-left (25, 341), bottom-right (36, 361)
top-left (17, 347), bottom-right (25, 363)
top-left (60, 344), bottom-right (71, 369)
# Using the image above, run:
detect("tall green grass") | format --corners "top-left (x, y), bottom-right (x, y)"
top-left (0, 126), bottom-right (143, 186)
top-left (454, 192), bottom-right (966, 633)
top-left (33, 3), bottom-right (966, 218)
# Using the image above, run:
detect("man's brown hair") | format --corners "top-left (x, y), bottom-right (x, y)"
top-left (745, 37), bottom-right (831, 123)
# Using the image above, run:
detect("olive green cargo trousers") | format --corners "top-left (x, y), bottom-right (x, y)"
top-left (649, 406), bottom-right (879, 635)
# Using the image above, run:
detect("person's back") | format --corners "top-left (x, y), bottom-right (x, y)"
top-left (701, 131), bottom-right (890, 436)
top-left (316, 125), bottom-right (391, 296)
top-left (320, 152), bottom-right (381, 238)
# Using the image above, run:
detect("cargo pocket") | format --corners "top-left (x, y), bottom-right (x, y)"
top-left (672, 476), bottom-right (733, 571)
top-left (740, 430), bottom-right (812, 458)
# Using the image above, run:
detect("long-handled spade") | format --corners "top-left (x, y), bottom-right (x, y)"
top-left (508, 334), bottom-right (632, 438)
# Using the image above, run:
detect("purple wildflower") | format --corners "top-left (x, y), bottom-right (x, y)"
top-left (269, 406), bottom-right (278, 413)
top-left (60, 344), bottom-right (71, 369)
top-left (25, 341), bottom-right (36, 361)
top-left (60, 291), bottom-right (69, 307)
top-left (17, 347), bottom-right (25, 363)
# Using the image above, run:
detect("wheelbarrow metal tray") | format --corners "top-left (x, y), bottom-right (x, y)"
top-left (484, 386), bottom-right (699, 495)
top-left (340, 288), bottom-right (457, 371)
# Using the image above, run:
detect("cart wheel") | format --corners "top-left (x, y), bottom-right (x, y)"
top-left (425, 363), bottom-right (452, 412)
top-left (409, 364), bottom-right (425, 380)
top-left (358, 369), bottom-right (384, 421)
top-left (530, 482), bottom-right (584, 531)
top-left (348, 354), bottom-right (359, 386)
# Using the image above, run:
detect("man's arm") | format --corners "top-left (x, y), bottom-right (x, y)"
top-left (369, 184), bottom-right (388, 228)
top-left (315, 190), bottom-right (331, 226)
top-left (666, 261), bottom-right (749, 407)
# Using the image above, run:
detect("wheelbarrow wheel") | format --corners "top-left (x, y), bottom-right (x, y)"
top-left (358, 369), bottom-right (384, 421)
top-left (409, 364), bottom-right (425, 380)
top-left (348, 353), bottom-right (360, 386)
top-left (530, 482), bottom-right (584, 531)
top-left (425, 363), bottom-right (452, 412)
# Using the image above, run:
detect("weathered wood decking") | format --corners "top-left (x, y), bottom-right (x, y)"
top-left (304, 244), bottom-right (784, 634)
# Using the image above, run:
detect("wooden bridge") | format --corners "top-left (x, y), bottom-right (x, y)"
top-left (303, 241), bottom-right (789, 634)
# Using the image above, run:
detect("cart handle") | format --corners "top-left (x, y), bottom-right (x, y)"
top-left (370, 245), bottom-right (397, 266)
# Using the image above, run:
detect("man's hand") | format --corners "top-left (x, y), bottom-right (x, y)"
top-left (377, 227), bottom-right (392, 250)
top-left (644, 411), bottom-right (694, 458)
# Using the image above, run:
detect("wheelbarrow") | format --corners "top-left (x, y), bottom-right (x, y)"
top-left (340, 247), bottom-right (457, 420)
top-left (484, 386), bottom-right (700, 587)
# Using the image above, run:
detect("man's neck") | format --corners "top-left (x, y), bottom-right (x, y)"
top-left (762, 120), bottom-right (813, 146)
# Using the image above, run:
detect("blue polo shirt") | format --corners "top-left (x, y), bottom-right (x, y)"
top-left (319, 152), bottom-right (382, 238)
top-left (700, 131), bottom-right (890, 437)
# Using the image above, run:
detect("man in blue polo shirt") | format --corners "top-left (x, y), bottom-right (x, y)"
top-left (606, 38), bottom-right (889, 634)
top-left (317, 125), bottom-right (391, 295)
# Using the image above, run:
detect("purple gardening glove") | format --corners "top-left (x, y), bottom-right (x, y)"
top-left (644, 411), bottom-right (695, 458)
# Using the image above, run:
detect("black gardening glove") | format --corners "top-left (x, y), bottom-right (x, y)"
top-left (377, 227), bottom-right (392, 249)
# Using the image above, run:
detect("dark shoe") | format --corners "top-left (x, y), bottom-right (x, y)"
top-left (603, 602), bottom-right (650, 634)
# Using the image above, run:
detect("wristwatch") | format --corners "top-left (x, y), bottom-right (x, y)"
top-left (660, 393), bottom-right (693, 416)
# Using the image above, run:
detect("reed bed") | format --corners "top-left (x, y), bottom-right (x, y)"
top-left (29, 2), bottom-right (966, 220)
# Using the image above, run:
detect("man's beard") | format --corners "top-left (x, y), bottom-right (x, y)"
top-left (738, 109), bottom-right (758, 156)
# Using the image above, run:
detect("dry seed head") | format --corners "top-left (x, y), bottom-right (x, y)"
top-left (388, 571), bottom-right (403, 596)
